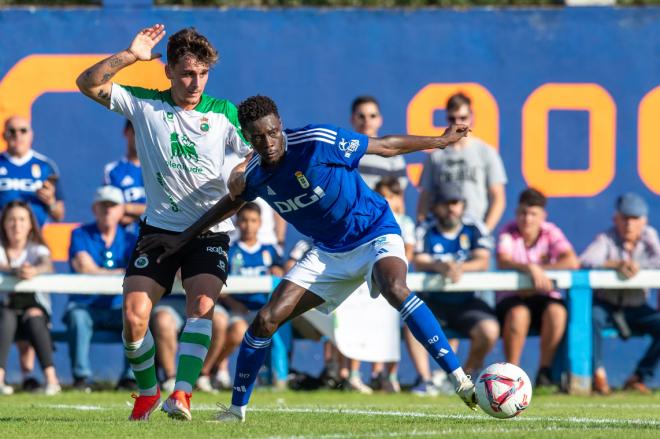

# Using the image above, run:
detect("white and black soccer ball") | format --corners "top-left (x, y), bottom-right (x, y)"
top-left (475, 362), bottom-right (532, 419)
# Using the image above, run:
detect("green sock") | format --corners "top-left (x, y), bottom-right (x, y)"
top-left (174, 318), bottom-right (212, 393)
top-left (124, 329), bottom-right (158, 396)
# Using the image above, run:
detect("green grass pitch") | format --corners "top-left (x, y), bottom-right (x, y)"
top-left (1, 390), bottom-right (659, 438)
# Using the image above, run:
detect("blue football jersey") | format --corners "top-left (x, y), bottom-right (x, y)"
top-left (242, 124), bottom-right (400, 253)
top-left (228, 242), bottom-right (283, 310)
top-left (415, 219), bottom-right (493, 303)
top-left (0, 151), bottom-right (63, 226)
top-left (103, 158), bottom-right (146, 204)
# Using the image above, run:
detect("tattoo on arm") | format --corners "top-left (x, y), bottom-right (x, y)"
top-left (108, 56), bottom-right (121, 68)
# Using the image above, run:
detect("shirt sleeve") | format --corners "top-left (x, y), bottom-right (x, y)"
top-left (548, 224), bottom-right (575, 258)
top-left (641, 227), bottom-right (660, 269)
top-left (579, 233), bottom-right (611, 268)
top-left (314, 125), bottom-right (369, 169)
top-left (484, 146), bottom-right (508, 187)
top-left (470, 224), bottom-right (494, 251)
top-left (68, 228), bottom-right (87, 271)
top-left (36, 244), bottom-right (51, 259)
top-left (110, 83), bottom-right (141, 118)
top-left (497, 230), bottom-right (515, 257)
top-left (223, 101), bottom-right (252, 158)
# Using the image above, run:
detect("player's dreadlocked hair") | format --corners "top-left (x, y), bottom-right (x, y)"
top-left (167, 28), bottom-right (219, 67)
top-left (237, 95), bottom-right (280, 128)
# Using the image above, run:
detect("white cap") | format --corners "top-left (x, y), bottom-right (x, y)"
top-left (93, 185), bottom-right (124, 205)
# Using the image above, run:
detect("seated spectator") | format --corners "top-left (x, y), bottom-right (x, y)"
top-left (103, 120), bottom-right (145, 230)
top-left (580, 193), bottom-right (660, 395)
top-left (407, 184), bottom-right (498, 396)
top-left (150, 294), bottom-right (230, 393)
top-left (219, 203), bottom-right (286, 387)
top-left (63, 186), bottom-right (137, 391)
top-left (496, 188), bottom-right (579, 388)
top-left (0, 201), bottom-right (60, 395)
top-left (0, 116), bottom-right (65, 226)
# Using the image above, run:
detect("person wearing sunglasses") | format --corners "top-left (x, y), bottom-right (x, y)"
top-left (63, 186), bottom-right (137, 392)
top-left (417, 93), bottom-right (507, 234)
top-left (0, 117), bottom-right (65, 227)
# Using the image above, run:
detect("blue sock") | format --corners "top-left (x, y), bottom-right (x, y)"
top-left (231, 329), bottom-right (271, 407)
top-left (401, 294), bottom-right (461, 374)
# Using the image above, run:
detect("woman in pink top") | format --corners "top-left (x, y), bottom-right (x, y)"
top-left (496, 188), bottom-right (579, 389)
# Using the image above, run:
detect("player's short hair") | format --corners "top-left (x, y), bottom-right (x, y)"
top-left (375, 176), bottom-right (402, 196)
top-left (237, 95), bottom-right (280, 128)
top-left (446, 92), bottom-right (472, 113)
top-left (351, 96), bottom-right (380, 114)
top-left (167, 28), bottom-right (219, 67)
top-left (518, 187), bottom-right (547, 209)
top-left (238, 202), bottom-right (261, 218)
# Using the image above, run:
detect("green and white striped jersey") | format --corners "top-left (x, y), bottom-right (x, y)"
top-left (110, 83), bottom-right (251, 233)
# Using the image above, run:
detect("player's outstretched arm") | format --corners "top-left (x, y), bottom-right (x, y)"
top-left (76, 24), bottom-right (166, 108)
top-left (137, 195), bottom-right (245, 263)
top-left (366, 124), bottom-right (470, 157)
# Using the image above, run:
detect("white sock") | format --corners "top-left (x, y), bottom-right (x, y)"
top-left (230, 404), bottom-right (247, 418)
top-left (449, 367), bottom-right (468, 389)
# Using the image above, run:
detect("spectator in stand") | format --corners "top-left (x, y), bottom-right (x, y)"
top-left (580, 193), bottom-right (660, 395)
top-left (150, 293), bottom-right (231, 393)
top-left (0, 116), bottom-right (65, 226)
top-left (63, 186), bottom-right (137, 391)
top-left (408, 184), bottom-right (498, 396)
top-left (218, 203), bottom-right (287, 387)
top-left (353, 177), bottom-right (415, 393)
top-left (352, 96), bottom-right (408, 190)
top-left (0, 201), bottom-right (60, 395)
top-left (103, 120), bottom-right (145, 230)
top-left (496, 188), bottom-right (579, 388)
top-left (417, 93), bottom-right (506, 233)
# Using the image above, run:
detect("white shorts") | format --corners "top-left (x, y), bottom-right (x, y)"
top-left (283, 234), bottom-right (407, 314)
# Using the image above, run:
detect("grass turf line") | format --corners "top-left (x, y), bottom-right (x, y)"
top-left (0, 390), bottom-right (658, 438)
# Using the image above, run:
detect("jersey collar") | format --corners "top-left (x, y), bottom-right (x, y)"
top-left (238, 241), bottom-right (263, 254)
top-left (162, 89), bottom-right (210, 112)
top-left (4, 150), bottom-right (34, 167)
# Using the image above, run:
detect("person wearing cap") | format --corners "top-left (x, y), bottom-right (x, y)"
top-left (496, 187), bottom-right (579, 390)
top-left (580, 192), bottom-right (660, 395)
top-left (407, 183), bottom-right (498, 396)
top-left (63, 185), bottom-right (137, 391)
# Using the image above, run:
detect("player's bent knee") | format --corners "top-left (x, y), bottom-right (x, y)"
top-left (251, 309), bottom-right (278, 338)
top-left (380, 282), bottom-right (410, 308)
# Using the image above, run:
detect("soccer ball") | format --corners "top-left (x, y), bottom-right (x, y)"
top-left (475, 362), bottom-right (532, 419)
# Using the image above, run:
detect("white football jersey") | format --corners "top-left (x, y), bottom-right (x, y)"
top-left (110, 83), bottom-right (251, 233)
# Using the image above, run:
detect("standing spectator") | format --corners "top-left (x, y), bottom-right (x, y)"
top-left (417, 93), bottom-right (506, 232)
top-left (351, 96), bottom-right (408, 190)
top-left (408, 184), bottom-right (498, 396)
top-left (63, 186), bottom-right (137, 391)
top-left (580, 193), bottom-right (660, 395)
top-left (103, 120), bottom-right (145, 229)
top-left (218, 203), bottom-right (287, 387)
top-left (0, 201), bottom-right (60, 395)
top-left (496, 188), bottom-right (579, 388)
top-left (0, 116), bottom-right (65, 226)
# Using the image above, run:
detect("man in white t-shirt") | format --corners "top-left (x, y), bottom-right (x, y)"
top-left (76, 25), bottom-right (250, 421)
